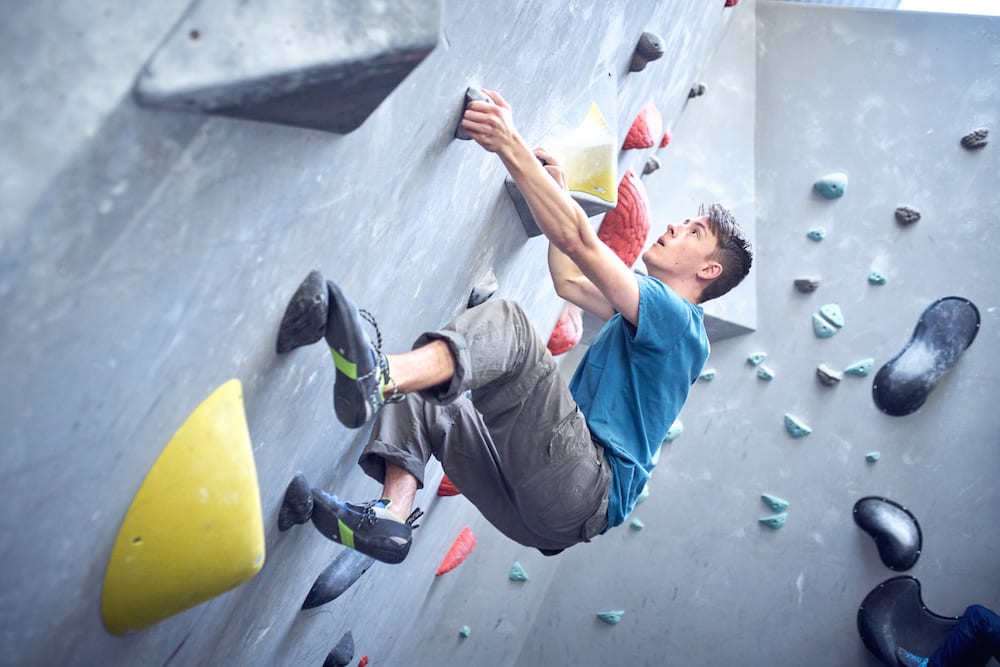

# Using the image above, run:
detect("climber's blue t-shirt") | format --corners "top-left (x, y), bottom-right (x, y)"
top-left (568, 275), bottom-right (709, 529)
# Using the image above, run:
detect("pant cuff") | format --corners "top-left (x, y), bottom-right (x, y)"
top-left (358, 440), bottom-right (429, 490)
top-left (412, 329), bottom-right (470, 404)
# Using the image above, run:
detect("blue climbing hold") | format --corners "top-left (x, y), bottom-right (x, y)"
top-left (866, 451), bottom-right (881, 463)
top-left (814, 172), bottom-right (848, 199)
top-left (845, 359), bottom-right (875, 376)
top-left (459, 625), bottom-right (471, 638)
top-left (748, 352), bottom-right (767, 366)
top-left (699, 368), bottom-right (716, 381)
top-left (664, 419), bottom-right (684, 441)
top-left (759, 513), bottom-right (788, 529)
top-left (868, 271), bottom-right (887, 286)
top-left (630, 518), bottom-right (645, 531)
top-left (812, 313), bottom-right (838, 338)
top-left (597, 610), bottom-right (625, 625)
top-left (761, 493), bottom-right (789, 512)
top-left (819, 304), bottom-right (845, 328)
top-left (509, 561), bottom-right (529, 582)
top-left (807, 228), bottom-right (827, 241)
top-left (784, 413), bottom-right (812, 437)
top-left (757, 365), bottom-right (775, 381)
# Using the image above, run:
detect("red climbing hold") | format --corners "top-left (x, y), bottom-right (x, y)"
top-left (436, 526), bottom-right (477, 576)
top-left (597, 170), bottom-right (651, 267)
top-left (357, 657), bottom-right (368, 667)
top-left (437, 474), bottom-right (461, 497)
top-left (660, 129), bottom-right (672, 148)
top-left (622, 102), bottom-right (663, 151)
top-left (546, 303), bottom-right (583, 356)
top-left (725, 0), bottom-right (740, 6)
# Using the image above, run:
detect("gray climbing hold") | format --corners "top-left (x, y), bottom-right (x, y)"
top-left (698, 368), bottom-right (716, 381)
top-left (630, 518), bottom-right (645, 531)
top-left (784, 413), bottom-right (812, 437)
top-left (758, 513), bottom-right (788, 529)
top-left (636, 483), bottom-right (650, 504)
top-left (688, 81), bottom-right (707, 98)
top-left (757, 365), bottom-right (775, 381)
top-left (807, 228), bottom-right (826, 241)
top-left (324, 631), bottom-right (355, 667)
top-left (814, 172), bottom-right (848, 199)
top-left (468, 270), bottom-right (499, 308)
top-left (816, 364), bottom-right (843, 386)
top-left (819, 304), bottom-right (844, 328)
top-left (960, 128), bottom-right (988, 150)
top-left (508, 561), bottom-right (529, 582)
top-left (812, 313), bottom-right (838, 338)
top-left (866, 451), bottom-right (881, 463)
top-left (794, 277), bottom-right (821, 293)
top-left (455, 86), bottom-right (494, 140)
top-left (868, 271), bottom-right (887, 286)
top-left (747, 352), bottom-right (767, 366)
top-left (597, 610), bottom-right (625, 625)
top-left (630, 32), bottom-right (665, 72)
top-left (642, 155), bottom-right (661, 176)
top-left (303, 549), bottom-right (376, 609)
top-left (844, 358), bottom-right (875, 377)
top-left (853, 496), bottom-right (922, 571)
top-left (664, 419), bottom-right (684, 441)
top-left (895, 206), bottom-right (921, 226)
top-left (761, 494), bottom-right (789, 513)
top-left (459, 625), bottom-right (471, 638)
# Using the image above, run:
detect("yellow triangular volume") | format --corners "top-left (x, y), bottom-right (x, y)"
top-left (101, 379), bottom-right (265, 635)
top-left (548, 102), bottom-right (618, 210)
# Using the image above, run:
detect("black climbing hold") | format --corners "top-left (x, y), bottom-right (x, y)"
top-left (276, 271), bottom-right (328, 354)
top-left (794, 277), bottom-right (820, 293)
top-left (960, 128), bottom-right (988, 150)
top-left (468, 270), bottom-right (499, 308)
top-left (857, 576), bottom-right (958, 666)
top-left (630, 32), bottom-right (665, 72)
top-left (852, 496), bottom-right (921, 571)
top-left (323, 631), bottom-right (355, 667)
top-left (872, 297), bottom-right (980, 417)
top-left (278, 473), bottom-right (314, 531)
top-left (894, 206), bottom-right (921, 226)
top-left (642, 155), bottom-right (661, 176)
top-left (455, 86), bottom-right (494, 140)
top-left (303, 549), bottom-right (376, 609)
top-left (688, 81), bottom-right (707, 99)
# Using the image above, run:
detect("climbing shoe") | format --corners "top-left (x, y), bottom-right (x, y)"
top-left (276, 270), bottom-right (329, 354)
top-left (310, 492), bottom-right (423, 565)
top-left (894, 647), bottom-right (929, 667)
top-left (324, 279), bottom-right (403, 428)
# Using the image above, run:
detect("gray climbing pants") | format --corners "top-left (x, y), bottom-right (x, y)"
top-left (358, 299), bottom-right (610, 553)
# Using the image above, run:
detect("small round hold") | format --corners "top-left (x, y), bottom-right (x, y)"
top-left (459, 625), bottom-right (471, 638)
top-left (630, 32), bottom-right (665, 72)
top-left (960, 128), bottom-right (988, 150)
top-left (807, 228), bottom-right (826, 241)
top-left (868, 270), bottom-right (887, 286)
top-left (894, 206), bottom-right (921, 225)
top-left (816, 364), bottom-right (843, 386)
top-left (688, 81), bottom-right (707, 99)
top-left (642, 156), bottom-right (661, 176)
top-left (794, 277), bottom-right (820, 293)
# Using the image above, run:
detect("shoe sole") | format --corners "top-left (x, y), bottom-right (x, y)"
top-left (310, 493), bottom-right (410, 564)
top-left (324, 280), bottom-right (377, 429)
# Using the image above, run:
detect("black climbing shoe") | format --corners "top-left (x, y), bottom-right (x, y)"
top-left (324, 279), bottom-right (403, 428)
top-left (894, 647), bottom-right (928, 667)
top-left (278, 473), bottom-right (314, 531)
top-left (276, 271), bottom-right (329, 354)
top-left (310, 492), bottom-right (423, 565)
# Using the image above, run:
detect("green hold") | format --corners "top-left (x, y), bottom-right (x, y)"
top-left (597, 610), bottom-right (625, 625)
top-left (866, 451), bottom-right (881, 463)
top-left (747, 352), bottom-right (767, 366)
top-left (819, 303), bottom-right (844, 328)
top-left (636, 483), bottom-right (650, 504)
top-left (665, 419), bottom-right (684, 441)
top-left (759, 513), bottom-right (788, 529)
top-left (845, 358), bottom-right (874, 376)
top-left (761, 493), bottom-right (789, 512)
top-left (807, 228), bottom-right (826, 241)
top-left (699, 368), bottom-right (716, 381)
top-left (814, 172), bottom-right (848, 199)
top-left (784, 413), bottom-right (812, 437)
top-left (812, 313), bottom-right (838, 338)
top-left (509, 561), bottom-right (529, 582)
top-left (868, 270), bottom-right (887, 285)
top-left (757, 365), bottom-right (775, 381)
top-left (459, 625), bottom-right (471, 638)
top-left (630, 518), bottom-right (645, 531)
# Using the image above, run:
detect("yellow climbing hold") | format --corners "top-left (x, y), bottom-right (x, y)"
top-left (101, 379), bottom-right (264, 635)
top-left (546, 102), bottom-right (618, 214)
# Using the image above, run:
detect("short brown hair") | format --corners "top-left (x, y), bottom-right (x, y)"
top-left (699, 203), bottom-right (752, 303)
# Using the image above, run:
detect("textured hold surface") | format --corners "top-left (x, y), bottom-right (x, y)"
top-left (872, 297), bottom-right (980, 417)
top-left (101, 380), bottom-right (264, 635)
top-left (816, 364), bottom-right (843, 386)
top-left (323, 631), bottom-right (355, 667)
top-left (664, 419), bottom-right (684, 441)
top-left (812, 313), bottom-right (838, 338)
top-left (436, 526), bottom-right (477, 576)
top-left (807, 228), bottom-right (827, 241)
top-left (660, 129), bottom-right (672, 148)
top-left (756, 365), bottom-right (775, 381)
top-left (895, 206), bottom-right (921, 225)
top-left (455, 86), bottom-right (493, 140)
top-left (459, 626), bottom-right (471, 638)
top-left (642, 155), bottom-right (661, 176)
top-left (819, 303), bottom-right (844, 328)
top-left (688, 81), bottom-right (707, 98)
top-left (845, 358), bottom-right (875, 376)
top-left (629, 31), bottom-right (665, 72)
top-left (761, 494), bottom-right (789, 512)
top-left (866, 451), bottom-right (881, 463)
top-left (276, 271), bottom-right (328, 353)
top-left (630, 518), bottom-right (645, 531)
top-left (784, 413), bottom-right (812, 437)
top-left (303, 549), bottom-right (376, 609)
top-left (814, 172), bottom-right (848, 199)
top-left (547, 303), bottom-right (584, 356)
top-left (597, 170), bottom-right (651, 267)
top-left (794, 277), bottom-right (821, 293)
top-left (623, 102), bottom-right (663, 150)
top-left (509, 561), bottom-right (529, 582)
top-left (868, 271), bottom-right (887, 286)
top-left (758, 513), bottom-right (788, 529)
top-left (468, 270), bottom-right (498, 308)
top-left (857, 576), bottom-right (959, 666)
top-left (960, 128), bottom-right (988, 149)
top-left (853, 496), bottom-right (922, 571)
top-left (698, 368), bottom-right (716, 381)
top-left (747, 352), bottom-right (767, 366)
top-left (437, 474), bottom-right (461, 497)
top-left (133, 0), bottom-right (441, 134)
top-left (597, 610), bottom-right (625, 625)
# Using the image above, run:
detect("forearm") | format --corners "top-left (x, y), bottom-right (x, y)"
top-left (548, 242), bottom-right (584, 292)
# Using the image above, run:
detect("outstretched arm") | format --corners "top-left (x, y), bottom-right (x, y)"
top-left (461, 90), bottom-right (639, 325)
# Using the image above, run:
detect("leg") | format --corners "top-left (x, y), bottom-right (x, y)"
top-left (929, 605), bottom-right (1000, 667)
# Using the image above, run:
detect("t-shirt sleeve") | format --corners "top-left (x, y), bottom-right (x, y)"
top-left (631, 275), bottom-right (692, 349)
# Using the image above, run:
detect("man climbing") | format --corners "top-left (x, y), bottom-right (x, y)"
top-left (277, 89), bottom-right (752, 564)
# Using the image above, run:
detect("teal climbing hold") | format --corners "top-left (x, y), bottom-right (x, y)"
top-left (699, 368), bottom-right (716, 381)
top-left (597, 610), bottom-right (625, 625)
top-left (868, 271), bottom-right (887, 286)
top-left (866, 451), bottom-right (881, 463)
top-left (636, 484), bottom-right (650, 504)
top-left (812, 313), bottom-right (838, 338)
top-left (761, 493), bottom-right (789, 513)
top-left (759, 513), bottom-right (788, 529)
top-left (819, 304), bottom-right (844, 328)
top-left (807, 228), bottom-right (826, 241)
top-left (630, 518), bottom-right (645, 531)
top-left (845, 358), bottom-right (874, 376)
top-left (459, 625), bottom-right (471, 638)
top-left (748, 352), bottom-right (767, 366)
top-left (814, 172), bottom-right (848, 199)
top-left (784, 413), bottom-right (812, 437)
top-left (665, 419), bottom-right (684, 441)
top-left (757, 365), bottom-right (775, 381)
top-left (508, 561), bottom-right (529, 582)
